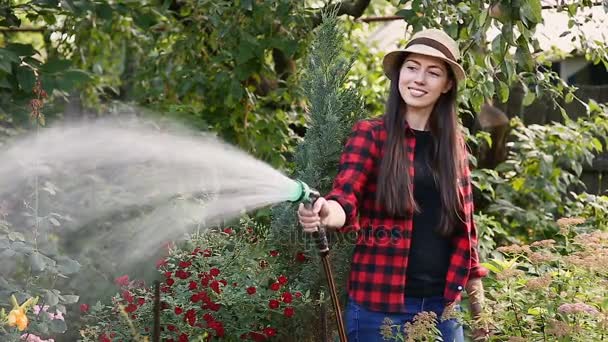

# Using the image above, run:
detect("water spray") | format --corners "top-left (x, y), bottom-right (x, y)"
top-left (288, 180), bottom-right (347, 342)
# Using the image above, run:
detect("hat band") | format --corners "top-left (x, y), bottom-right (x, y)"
top-left (405, 37), bottom-right (456, 61)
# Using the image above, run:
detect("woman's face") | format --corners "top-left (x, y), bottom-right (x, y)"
top-left (398, 53), bottom-right (453, 111)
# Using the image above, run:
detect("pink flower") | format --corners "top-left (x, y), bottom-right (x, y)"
top-left (557, 302), bottom-right (599, 315)
top-left (80, 304), bottom-right (89, 313)
top-left (223, 228), bottom-right (233, 235)
top-left (115, 275), bottom-right (130, 287)
top-left (20, 334), bottom-right (55, 342)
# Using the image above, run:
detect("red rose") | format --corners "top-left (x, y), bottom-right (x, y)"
top-left (114, 275), bottom-right (130, 287)
top-left (223, 228), bottom-right (233, 235)
top-left (161, 285), bottom-right (170, 293)
top-left (209, 320), bottom-right (225, 337)
top-left (270, 282), bottom-right (280, 291)
top-left (188, 281), bottom-right (198, 290)
top-left (209, 268), bottom-right (220, 277)
top-left (295, 291), bottom-right (302, 298)
top-left (281, 291), bottom-right (293, 304)
top-left (174, 306), bottom-right (183, 315)
top-left (284, 307), bottom-right (294, 318)
top-left (207, 302), bottom-right (221, 312)
top-left (175, 270), bottom-right (191, 279)
top-left (164, 271), bottom-right (172, 278)
top-left (268, 299), bottom-right (280, 309)
top-left (137, 297), bottom-right (145, 306)
top-left (179, 261), bottom-right (192, 269)
top-left (296, 252), bottom-right (307, 262)
top-left (178, 333), bottom-right (189, 342)
top-left (249, 332), bottom-right (267, 341)
top-left (203, 313), bottom-right (214, 322)
top-left (192, 247), bottom-right (201, 255)
top-left (247, 286), bottom-right (257, 295)
top-left (166, 278), bottom-right (175, 286)
top-left (184, 309), bottom-right (196, 326)
top-left (190, 293), bottom-right (201, 303)
top-left (80, 303), bottom-right (89, 313)
top-left (219, 279), bottom-right (227, 286)
top-left (156, 258), bottom-right (168, 268)
top-left (263, 327), bottom-right (277, 337)
top-left (122, 290), bottom-right (134, 303)
top-left (125, 303), bottom-right (138, 313)
top-left (167, 324), bottom-right (177, 331)
top-left (99, 333), bottom-right (111, 342)
top-left (210, 280), bottom-right (221, 294)
top-left (269, 250), bottom-right (279, 257)
top-left (203, 249), bottom-right (212, 257)
top-left (277, 275), bottom-right (288, 285)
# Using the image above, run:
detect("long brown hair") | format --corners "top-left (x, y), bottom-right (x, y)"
top-left (376, 54), bottom-right (464, 237)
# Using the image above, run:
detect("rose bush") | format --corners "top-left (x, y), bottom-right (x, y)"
top-left (79, 220), bottom-right (312, 341)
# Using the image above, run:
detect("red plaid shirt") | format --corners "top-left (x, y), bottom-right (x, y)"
top-left (325, 118), bottom-right (488, 313)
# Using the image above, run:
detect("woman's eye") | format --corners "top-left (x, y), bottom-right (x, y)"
top-left (429, 72), bottom-right (440, 77)
top-left (406, 66), bottom-right (416, 71)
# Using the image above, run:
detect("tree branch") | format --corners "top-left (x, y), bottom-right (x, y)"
top-left (311, 0), bottom-right (372, 27)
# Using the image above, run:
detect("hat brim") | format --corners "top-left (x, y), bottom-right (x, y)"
top-left (382, 45), bottom-right (466, 81)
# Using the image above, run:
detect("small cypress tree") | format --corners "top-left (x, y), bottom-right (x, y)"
top-left (271, 9), bottom-right (365, 340)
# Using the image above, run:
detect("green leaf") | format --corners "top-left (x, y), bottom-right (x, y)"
top-left (60, 294), bottom-right (79, 304)
top-left (498, 81), bottom-right (510, 103)
top-left (49, 317), bottom-right (67, 333)
top-left (40, 58), bottom-right (71, 74)
top-left (30, 252), bottom-right (52, 272)
top-left (6, 43), bottom-right (37, 57)
top-left (56, 256), bottom-right (81, 275)
top-left (8, 231), bottom-right (25, 242)
top-left (512, 177), bottom-right (525, 191)
top-left (588, 99), bottom-right (601, 113)
top-left (565, 92), bottom-right (574, 104)
top-left (45, 289), bottom-right (60, 306)
top-left (520, 0), bottom-right (542, 26)
top-left (16, 67), bottom-right (36, 92)
top-left (240, 0), bottom-right (253, 11)
top-left (95, 3), bottom-right (113, 20)
top-left (523, 90), bottom-right (536, 106)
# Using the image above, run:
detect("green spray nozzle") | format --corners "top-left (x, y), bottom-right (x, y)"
top-left (288, 179), bottom-right (320, 204)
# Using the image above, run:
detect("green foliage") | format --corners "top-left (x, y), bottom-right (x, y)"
top-left (80, 221), bottom-right (313, 341)
top-left (474, 103), bottom-right (608, 242)
top-left (0, 213), bottom-right (80, 339)
top-left (468, 219), bottom-right (608, 340)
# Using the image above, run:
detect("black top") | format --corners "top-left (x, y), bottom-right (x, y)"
top-left (404, 129), bottom-right (453, 298)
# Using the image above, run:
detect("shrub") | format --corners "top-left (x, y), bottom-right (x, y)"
top-left (79, 220), bottom-right (312, 341)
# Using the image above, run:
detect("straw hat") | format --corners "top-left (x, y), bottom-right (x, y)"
top-left (382, 29), bottom-right (466, 81)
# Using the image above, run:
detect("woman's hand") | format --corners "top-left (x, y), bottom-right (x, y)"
top-left (297, 197), bottom-right (331, 233)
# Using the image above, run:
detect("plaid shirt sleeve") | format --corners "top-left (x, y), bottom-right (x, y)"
top-left (462, 145), bottom-right (489, 279)
top-left (325, 120), bottom-right (377, 232)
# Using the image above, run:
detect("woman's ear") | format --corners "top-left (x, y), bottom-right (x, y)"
top-left (442, 79), bottom-right (454, 94)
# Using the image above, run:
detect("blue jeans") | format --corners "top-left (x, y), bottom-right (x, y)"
top-left (345, 297), bottom-right (464, 342)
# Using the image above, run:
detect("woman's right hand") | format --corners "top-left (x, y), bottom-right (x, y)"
top-left (297, 197), bottom-right (331, 234)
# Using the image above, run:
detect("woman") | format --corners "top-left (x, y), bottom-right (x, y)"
top-left (298, 29), bottom-right (489, 341)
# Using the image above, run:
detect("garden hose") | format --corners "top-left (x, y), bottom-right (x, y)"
top-left (291, 180), bottom-right (347, 342)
